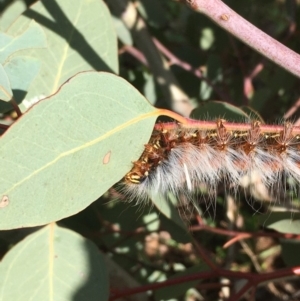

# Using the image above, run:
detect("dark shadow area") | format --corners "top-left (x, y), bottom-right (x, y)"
top-left (23, 0), bottom-right (115, 73)
top-left (0, 89), bottom-right (25, 113)
top-left (71, 239), bottom-right (109, 301)
top-left (60, 193), bottom-right (193, 301)
top-left (0, 0), bottom-right (12, 12)
top-left (12, 89), bottom-right (27, 105)
top-left (0, 226), bottom-right (42, 260)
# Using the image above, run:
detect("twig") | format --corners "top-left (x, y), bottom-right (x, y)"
top-left (239, 239), bottom-right (262, 272)
top-left (193, 240), bottom-right (218, 270)
top-left (153, 115), bottom-right (300, 135)
top-left (284, 97), bottom-right (300, 119)
top-left (152, 37), bottom-right (229, 101)
top-left (0, 123), bottom-right (9, 130)
top-left (191, 223), bottom-right (300, 239)
top-left (119, 45), bottom-right (149, 66)
top-left (243, 63), bottom-right (264, 102)
top-left (10, 97), bottom-right (22, 118)
top-left (184, 0), bottom-right (300, 78)
top-left (109, 264), bottom-right (300, 300)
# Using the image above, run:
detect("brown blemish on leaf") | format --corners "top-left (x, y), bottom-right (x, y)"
top-left (0, 195), bottom-right (9, 208)
top-left (103, 151), bottom-right (111, 164)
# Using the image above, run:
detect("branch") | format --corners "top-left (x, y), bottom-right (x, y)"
top-left (152, 37), bottom-right (230, 101)
top-left (184, 0), bottom-right (300, 78)
top-left (109, 264), bottom-right (300, 300)
top-left (10, 97), bottom-right (22, 118)
top-left (152, 114), bottom-right (300, 135)
top-left (190, 224), bottom-right (300, 242)
top-left (0, 123), bottom-right (9, 130)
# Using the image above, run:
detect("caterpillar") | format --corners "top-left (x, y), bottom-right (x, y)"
top-left (122, 119), bottom-right (300, 204)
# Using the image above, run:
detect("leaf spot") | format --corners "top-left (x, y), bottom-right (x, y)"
top-left (0, 195), bottom-right (9, 208)
top-left (103, 151), bottom-right (111, 164)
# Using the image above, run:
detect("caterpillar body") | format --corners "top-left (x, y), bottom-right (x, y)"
top-left (123, 119), bottom-right (300, 203)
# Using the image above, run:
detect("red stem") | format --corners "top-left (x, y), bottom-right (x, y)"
top-left (109, 265), bottom-right (300, 300)
top-left (10, 97), bottom-right (22, 118)
top-left (154, 117), bottom-right (300, 135)
top-left (284, 97), bottom-right (300, 119)
top-left (152, 38), bottom-right (229, 101)
top-left (0, 124), bottom-right (9, 130)
top-left (190, 224), bottom-right (300, 241)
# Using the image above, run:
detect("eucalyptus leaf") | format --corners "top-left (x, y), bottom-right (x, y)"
top-left (191, 101), bottom-right (249, 121)
top-left (259, 212), bottom-right (300, 234)
top-left (0, 20), bottom-right (46, 63)
top-left (240, 106), bottom-right (264, 122)
top-left (3, 56), bottom-right (41, 105)
top-left (112, 15), bottom-right (132, 46)
top-left (0, 64), bottom-right (12, 101)
top-left (7, 0), bottom-right (118, 105)
top-left (0, 0), bottom-right (26, 32)
top-left (0, 224), bottom-right (109, 301)
top-left (267, 218), bottom-right (300, 234)
top-left (0, 72), bottom-right (158, 229)
top-left (143, 72), bottom-right (156, 105)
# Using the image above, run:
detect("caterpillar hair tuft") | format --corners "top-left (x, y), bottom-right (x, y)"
top-left (122, 119), bottom-right (300, 204)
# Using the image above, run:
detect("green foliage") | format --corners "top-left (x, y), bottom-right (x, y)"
top-left (0, 20), bottom-right (46, 105)
top-left (0, 72), bottom-right (156, 229)
top-left (0, 224), bottom-right (108, 301)
top-left (0, 0), bottom-right (300, 300)
top-left (1, 0), bottom-right (118, 112)
top-left (191, 100), bottom-right (249, 121)
top-left (259, 212), bottom-right (300, 235)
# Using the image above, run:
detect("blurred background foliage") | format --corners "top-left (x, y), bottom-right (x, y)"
top-left (1, 0), bottom-right (300, 300)
top-left (115, 0), bottom-right (300, 122)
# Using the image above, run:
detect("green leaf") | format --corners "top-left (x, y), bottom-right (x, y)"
top-left (199, 27), bottom-right (215, 50)
top-left (0, 64), bottom-right (12, 101)
top-left (143, 72), bottom-right (156, 105)
top-left (7, 0), bottom-right (118, 106)
top-left (240, 106), bottom-right (264, 122)
top-left (268, 219), bottom-right (300, 235)
top-left (259, 212), bottom-right (300, 234)
top-left (2, 56), bottom-right (41, 106)
top-left (112, 15), bottom-right (133, 46)
top-left (0, 224), bottom-right (109, 301)
top-left (0, 20), bottom-right (47, 63)
top-left (0, 72), bottom-right (158, 229)
top-left (191, 100), bottom-right (249, 121)
top-left (0, 0), bottom-right (26, 32)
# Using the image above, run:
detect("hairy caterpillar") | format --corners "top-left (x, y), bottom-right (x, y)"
top-left (122, 119), bottom-right (300, 204)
